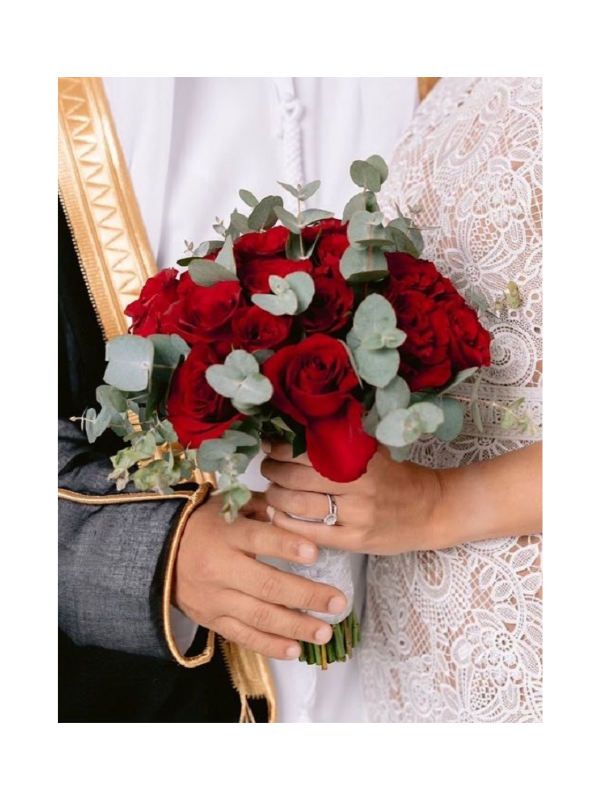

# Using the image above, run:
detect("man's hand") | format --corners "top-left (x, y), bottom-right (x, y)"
top-left (174, 494), bottom-right (347, 660)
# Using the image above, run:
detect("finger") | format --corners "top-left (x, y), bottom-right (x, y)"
top-left (231, 558), bottom-right (347, 617)
top-left (211, 616), bottom-right (303, 661)
top-left (242, 492), bottom-right (269, 521)
top-left (262, 439), bottom-right (312, 467)
top-left (265, 484), bottom-right (352, 528)
top-left (221, 589), bottom-right (333, 645)
top-left (228, 518), bottom-right (318, 565)
top-left (268, 508), bottom-right (360, 551)
top-left (261, 459), bottom-right (347, 494)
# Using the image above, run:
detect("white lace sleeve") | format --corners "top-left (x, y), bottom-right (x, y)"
top-left (361, 78), bottom-right (543, 723)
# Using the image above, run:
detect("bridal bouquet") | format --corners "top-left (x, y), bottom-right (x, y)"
top-left (82, 155), bottom-right (491, 667)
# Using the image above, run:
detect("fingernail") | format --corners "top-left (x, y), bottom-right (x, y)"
top-left (314, 626), bottom-right (332, 644)
top-left (262, 440), bottom-right (272, 454)
top-left (266, 505), bottom-right (275, 522)
top-left (328, 596), bottom-right (347, 615)
top-left (285, 644), bottom-right (301, 658)
top-left (297, 543), bottom-right (317, 562)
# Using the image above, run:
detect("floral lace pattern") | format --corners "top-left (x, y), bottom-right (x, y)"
top-left (360, 78), bottom-right (542, 723)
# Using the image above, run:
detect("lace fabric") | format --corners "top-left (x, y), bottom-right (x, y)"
top-left (360, 78), bottom-right (543, 723)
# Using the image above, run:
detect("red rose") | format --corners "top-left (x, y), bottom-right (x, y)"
top-left (386, 288), bottom-right (452, 391)
top-left (386, 252), bottom-right (454, 297)
top-left (124, 268), bottom-right (179, 336)
top-left (238, 257), bottom-right (312, 295)
top-left (300, 276), bottom-right (354, 335)
top-left (444, 295), bottom-right (492, 370)
top-left (262, 334), bottom-right (377, 481)
top-left (232, 306), bottom-right (293, 352)
top-left (161, 280), bottom-right (245, 348)
top-left (313, 220), bottom-right (348, 278)
top-left (167, 343), bottom-right (242, 448)
top-left (234, 226), bottom-right (289, 262)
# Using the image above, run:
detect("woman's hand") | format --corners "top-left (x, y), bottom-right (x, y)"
top-left (262, 440), bottom-right (543, 555)
top-left (262, 441), bottom-right (445, 555)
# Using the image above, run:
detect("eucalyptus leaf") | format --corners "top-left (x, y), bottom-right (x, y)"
top-left (387, 216), bottom-right (424, 257)
top-left (375, 408), bottom-right (415, 447)
top-left (274, 206), bottom-right (301, 234)
top-left (350, 160), bottom-right (382, 192)
top-left (376, 376), bottom-right (411, 417)
top-left (149, 334), bottom-right (190, 378)
top-left (252, 291), bottom-right (298, 316)
top-left (340, 246), bottom-right (387, 280)
top-left (222, 429), bottom-right (259, 447)
top-left (286, 271), bottom-right (315, 313)
top-left (235, 372), bottom-right (273, 406)
top-left (411, 402), bottom-right (444, 433)
top-left (346, 269), bottom-right (390, 285)
top-left (269, 275), bottom-right (290, 295)
top-left (277, 181), bottom-right (301, 199)
top-left (205, 367), bottom-right (243, 398)
top-left (188, 259), bottom-right (239, 286)
top-left (215, 235), bottom-right (236, 271)
top-left (299, 180), bottom-right (320, 201)
top-left (348, 211), bottom-right (387, 249)
top-left (366, 154), bottom-right (389, 183)
top-left (387, 444), bottom-right (412, 462)
top-left (96, 384), bottom-right (128, 413)
top-left (198, 438), bottom-right (237, 463)
top-left (354, 345), bottom-right (399, 388)
top-left (435, 397), bottom-right (465, 441)
top-left (104, 335), bottom-right (154, 392)
top-left (239, 189), bottom-right (259, 208)
top-left (230, 210), bottom-right (251, 234)
top-left (342, 192), bottom-right (367, 223)
top-left (224, 350), bottom-right (260, 378)
top-left (363, 404), bottom-right (380, 437)
top-left (353, 294), bottom-right (398, 338)
top-left (440, 367), bottom-right (479, 393)
top-left (248, 195), bottom-right (284, 231)
top-left (299, 208), bottom-right (334, 226)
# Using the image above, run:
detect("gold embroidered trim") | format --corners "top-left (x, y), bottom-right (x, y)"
top-left (58, 77), bottom-right (156, 340)
top-left (418, 77), bottom-right (441, 101)
top-left (220, 639), bottom-right (278, 723)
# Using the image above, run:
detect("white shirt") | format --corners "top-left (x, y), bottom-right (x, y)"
top-left (104, 77), bottom-right (418, 722)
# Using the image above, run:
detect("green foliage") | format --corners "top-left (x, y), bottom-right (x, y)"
top-left (387, 214), bottom-right (424, 258)
top-left (340, 246), bottom-right (387, 281)
top-left (274, 206), bottom-right (301, 234)
top-left (350, 160), bottom-right (382, 192)
top-left (435, 397), bottom-right (465, 441)
top-left (252, 272), bottom-right (315, 316)
top-left (375, 402), bottom-right (444, 447)
top-left (239, 189), bottom-right (259, 208)
top-left (347, 295), bottom-right (406, 388)
top-left (104, 335), bottom-right (154, 392)
top-left (206, 350), bottom-right (273, 412)
top-left (375, 376), bottom-right (411, 417)
top-left (365, 154), bottom-right (389, 183)
top-left (248, 195), bottom-right (284, 231)
top-left (188, 260), bottom-right (239, 287)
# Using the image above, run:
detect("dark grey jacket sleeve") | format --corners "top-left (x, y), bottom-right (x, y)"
top-left (58, 418), bottom-right (188, 659)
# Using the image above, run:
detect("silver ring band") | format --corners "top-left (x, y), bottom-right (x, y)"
top-left (287, 493), bottom-right (338, 525)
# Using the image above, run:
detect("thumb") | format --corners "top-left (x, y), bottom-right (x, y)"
top-left (241, 491), bottom-right (269, 521)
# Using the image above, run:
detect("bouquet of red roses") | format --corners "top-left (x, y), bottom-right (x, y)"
top-left (82, 155), bottom-right (490, 667)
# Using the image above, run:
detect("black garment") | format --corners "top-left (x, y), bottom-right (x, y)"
top-left (58, 200), bottom-right (266, 722)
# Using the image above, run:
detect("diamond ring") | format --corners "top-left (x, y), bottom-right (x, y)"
top-left (287, 493), bottom-right (338, 525)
